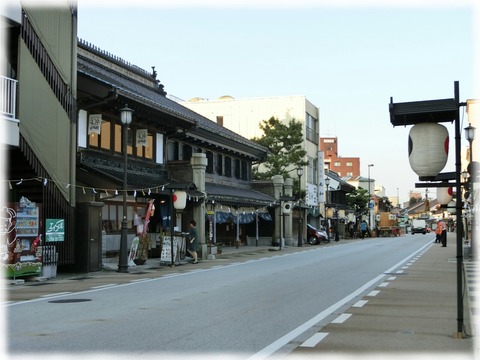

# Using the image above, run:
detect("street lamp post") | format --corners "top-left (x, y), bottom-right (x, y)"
top-left (325, 177), bottom-right (330, 242)
top-left (389, 81), bottom-right (465, 337)
top-left (117, 104), bottom-right (133, 273)
top-left (297, 164), bottom-right (304, 247)
top-left (464, 123), bottom-right (476, 164)
top-left (368, 164), bottom-right (374, 226)
top-left (464, 123), bottom-right (476, 254)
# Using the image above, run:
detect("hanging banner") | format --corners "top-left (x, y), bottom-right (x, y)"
top-left (88, 114), bottom-right (102, 134)
top-left (142, 199), bottom-right (155, 238)
top-left (136, 129), bottom-right (148, 147)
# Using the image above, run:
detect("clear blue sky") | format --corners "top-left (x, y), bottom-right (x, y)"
top-left (77, 0), bottom-right (478, 204)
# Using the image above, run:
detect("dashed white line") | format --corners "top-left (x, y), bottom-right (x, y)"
top-left (300, 332), bottom-right (329, 347)
top-left (353, 300), bottom-right (368, 308)
top-left (367, 290), bottom-right (380, 296)
top-left (378, 282), bottom-right (389, 287)
top-left (332, 313), bottom-right (352, 324)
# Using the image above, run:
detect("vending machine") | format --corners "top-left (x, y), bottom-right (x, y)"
top-left (1, 197), bottom-right (43, 278)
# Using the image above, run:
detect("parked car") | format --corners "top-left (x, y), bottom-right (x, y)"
top-left (307, 224), bottom-right (328, 245)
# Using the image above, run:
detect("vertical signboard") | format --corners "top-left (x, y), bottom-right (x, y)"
top-left (45, 219), bottom-right (65, 242)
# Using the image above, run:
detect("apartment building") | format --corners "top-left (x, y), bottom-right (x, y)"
top-left (180, 95), bottom-right (324, 234)
top-left (320, 137), bottom-right (360, 177)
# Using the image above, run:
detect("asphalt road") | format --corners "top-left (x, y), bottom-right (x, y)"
top-left (5, 235), bottom-right (435, 358)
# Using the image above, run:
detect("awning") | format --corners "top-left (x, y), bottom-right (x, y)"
top-left (211, 211), bottom-right (272, 224)
top-left (205, 183), bottom-right (275, 207)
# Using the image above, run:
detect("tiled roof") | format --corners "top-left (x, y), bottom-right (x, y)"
top-left (78, 154), bottom-right (168, 191)
top-left (205, 183), bottom-right (275, 207)
top-left (77, 40), bottom-right (269, 160)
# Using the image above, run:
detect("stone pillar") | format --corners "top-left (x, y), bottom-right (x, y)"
top-left (272, 175), bottom-right (284, 247)
top-left (284, 178), bottom-right (294, 246)
top-left (191, 153), bottom-right (207, 258)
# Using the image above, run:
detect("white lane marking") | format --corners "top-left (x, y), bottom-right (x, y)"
top-left (396, 269), bottom-right (404, 274)
top-left (378, 282), bottom-right (389, 287)
top-left (40, 292), bottom-right (71, 298)
top-left (387, 276), bottom-right (396, 281)
top-left (248, 241), bottom-right (432, 360)
top-left (353, 300), bottom-right (368, 307)
top-left (299, 332), bottom-right (329, 347)
top-left (332, 313), bottom-right (351, 324)
top-left (90, 284), bottom-right (117, 289)
top-left (367, 290), bottom-right (380, 296)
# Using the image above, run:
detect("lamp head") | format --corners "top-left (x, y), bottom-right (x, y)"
top-left (120, 104), bottom-right (133, 125)
top-left (297, 164), bottom-right (304, 177)
top-left (464, 123), bottom-right (476, 142)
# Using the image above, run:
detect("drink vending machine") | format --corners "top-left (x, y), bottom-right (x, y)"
top-left (1, 197), bottom-right (43, 278)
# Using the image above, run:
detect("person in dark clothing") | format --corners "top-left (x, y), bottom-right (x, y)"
top-left (439, 220), bottom-right (447, 247)
top-left (360, 220), bottom-right (368, 239)
top-left (187, 220), bottom-right (199, 263)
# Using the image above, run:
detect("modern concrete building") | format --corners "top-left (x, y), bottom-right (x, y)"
top-left (320, 137), bottom-right (360, 177)
top-left (180, 95), bottom-right (324, 244)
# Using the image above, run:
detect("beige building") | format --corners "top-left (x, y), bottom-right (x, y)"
top-left (180, 95), bottom-right (324, 228)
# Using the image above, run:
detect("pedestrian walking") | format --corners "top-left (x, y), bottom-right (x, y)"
top-left (360, 220), bottom-right (368, 239)
top-left (347, 221), bottom-right (354, 238)
top-left (439, 220), bottom-right (447, 247)
top-left (187, 220), bottom-right (199, 263)
top-left (434, 220), bottom-right (442, 243)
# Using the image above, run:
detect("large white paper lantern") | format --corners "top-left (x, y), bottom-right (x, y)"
top-left (408, 123), bottom-right (449, 177)
top-left (437, 186), bottom-right (453, 205)
top-left (173, 190), bottom-right (187, 210)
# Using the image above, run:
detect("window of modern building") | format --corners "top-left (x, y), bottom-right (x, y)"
top-left (216, 116), bottom-right (224, 126)
top-left (346, 162), bottom-right (353, 167)
top-left (334, 161), bottom-right (341, 167)
top-left (305, 112), bottom-right (319, 144)
top-left (307, 156), bottom-right (317, 184)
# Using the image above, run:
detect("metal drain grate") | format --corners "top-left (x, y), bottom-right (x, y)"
top-left (49, 299), bottom-right (92, 303)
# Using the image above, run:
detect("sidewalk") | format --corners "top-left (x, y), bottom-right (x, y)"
top-left (289, 233), bottom-right (477, 358)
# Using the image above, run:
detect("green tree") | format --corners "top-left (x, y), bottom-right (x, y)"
top-left (251, 116), bottom-right (307, 181)
top-left (346, 187), bottom-right (370, 219)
